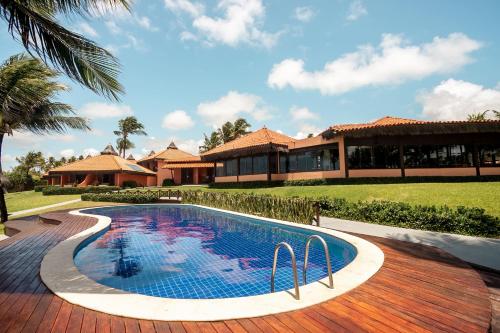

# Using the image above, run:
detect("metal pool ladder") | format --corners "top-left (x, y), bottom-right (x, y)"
top-left (271, 242), bottom-right (300, 300)
top-left (303, 235), bottom-right (334, 289)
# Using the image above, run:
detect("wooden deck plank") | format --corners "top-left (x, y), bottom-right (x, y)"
top-left (0, 211), bottom-right (493, 333)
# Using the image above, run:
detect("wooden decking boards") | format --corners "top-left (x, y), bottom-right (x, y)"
top-left (0, 212), bottom-right (494, 333)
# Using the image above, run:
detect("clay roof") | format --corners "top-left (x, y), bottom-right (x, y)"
top-left (101, 144), bottom-right (118, 156)
top-left (327, 116), bottom-right (428, 133)
top-left (162, 162), bottom-right (214, 169)
top-left (48, 154), bottom-right (155, 175)
top-left (323, 116), bottom-right (500, 138)
top-left (201, 127), bottom-right (295, 158)
top-left (126, 154), bottom-right (135, 160)
top-left (138, 145), bottom-right (196, 162)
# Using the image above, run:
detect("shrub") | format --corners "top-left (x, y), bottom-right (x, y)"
top-left (318, 197), bottom-right (499, 237)
top-left (82, 192), bottom-right (159, 204)
top-left (182, 191), bottom-right (317, 225)
top-left (34, 185), bottom-right (47, 192)
top-left (122, 180), bottom-right (138, 188)
top-left (42, 185), bottom-right (120, 195)
top-left (162, 179), bottom-right (175, 187)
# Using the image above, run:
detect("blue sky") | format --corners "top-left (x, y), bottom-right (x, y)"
top-left (2, 0), bottom-right (500, 169)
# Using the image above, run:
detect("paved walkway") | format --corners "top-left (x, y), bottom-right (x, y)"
top-left (321, 216), bottom-right (500, 271)
top-left (8, 199), bottom-right (81, 218)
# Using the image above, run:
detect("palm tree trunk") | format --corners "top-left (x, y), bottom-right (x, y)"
top-left (0, 133), bottom-right (9, 222)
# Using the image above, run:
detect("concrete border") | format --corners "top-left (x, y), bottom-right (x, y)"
top-left (40, 204), bottom-right (384, 321)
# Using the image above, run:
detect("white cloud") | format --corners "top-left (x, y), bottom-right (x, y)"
top-left (268, 33), bottom-right (482, 95)
top-left (166, 0), bottom-right (281, 48)
top-left (197, 91), bottom-right (271, 128)
top-left (142, 136), bottom-right (203, 155)
top-left (83, 148), bottom-right (100, 157)
top-left (79, 102), bottom-right (133, 118)
top-left (135, 15), bottom-right (159, 31)
top-left (290, 106), bottom-right (318, 121)
top-left (418, 79), bottom-right (500, 120)
top-left (347, 0), bottom-right (367, 21)
top-left (294, 124), bottom-right (322, 139)
top-left (105, 20), bottom-right (121, 35)
top-left (75, 22), bottom-right (99, 37)
top-left (162, 110), bottom-right (195, 130)
top-left (164, 0), bottom-right (205, 17)
top-left (294, 6), bottom-right (315, 22)
top-left (6, 131), bottom-right (75, 149)
top-left (60, 149), bottom-right (75, 159)
top-left (180, 31), bottom-right (198, 41)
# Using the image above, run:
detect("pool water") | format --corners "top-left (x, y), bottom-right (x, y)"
top-left (74, 205), bottom-right (357, 299)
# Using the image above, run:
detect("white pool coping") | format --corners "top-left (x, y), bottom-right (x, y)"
top-left (40, 204), bottom-right (384, 321)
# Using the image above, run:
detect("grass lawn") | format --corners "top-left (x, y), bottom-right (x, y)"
top-left (6, 191), bottom-right (81, 213)
top-left (156, 182), bottom-right (500, 217)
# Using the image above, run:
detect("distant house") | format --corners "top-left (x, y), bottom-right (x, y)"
top-left (46, 144), bottom-right (156, 187)
top-left (200, 117), bottom-right (500, 183)
top-left (137, 142), bottom-right (214, 185)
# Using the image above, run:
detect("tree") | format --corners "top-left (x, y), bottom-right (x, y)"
top-left (467, 111), bottom-right (489, 121)
top-left (0, 54), bottom-right (90, 222)
top-left (218, 118), bottom-right (251, 143)
top-left (0, 0), bottom-right (129, 100)
top-left (113, 116), bottom-right (147, 158)
top-left (15, 151), bottom-right (45, 178)
top-left (199, 132), bottom-right (222, 153)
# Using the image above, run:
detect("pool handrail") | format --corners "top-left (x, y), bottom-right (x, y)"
top-left (271, 241), bottom-right (300, 300)
top-left (303, 235), bottom-right (334, 289)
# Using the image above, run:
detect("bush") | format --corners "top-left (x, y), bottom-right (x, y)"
top-left (34, 185), bottom-right (47, 192)
top-left (42, 185), bottom-right (120, 195)
top-left (82, 192), bottom-right (158, 204)
top-left (182, 191), bottom-right (317, 225)
top-left (208, 175), bottom-right (500, 189)
top-left (318, 197), bottom-right (499, 237)
top-left (162, 179), bottom-right (175, 187)
top-left (122, 180), bottom-right (138, 188)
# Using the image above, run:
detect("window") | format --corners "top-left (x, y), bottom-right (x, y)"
top-left (479, 145), bottom-right (500, 167)
top-left (404, 145), bottom-right (473, 168)
top-left (280, 145), bottom-right (340, 172)
top-left (225, 159), bottom-right (238, 176)
top-left (253, 155), bottom-right (268, 174)
top-left (347, 145), bottom-right (400, 169)
top-left (239, 157), bottom-right (252, 175)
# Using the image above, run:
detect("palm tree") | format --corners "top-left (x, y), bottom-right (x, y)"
top-left (199, 132), bottom-right (222, 153)
top-left (467, 111), bottom-right (489, 121)
top-left (0, 0), bottom-right (129, 100)
top-left (0, 54), bottom-right (90, 222)
top-left (218, 118), bottom-right (251, 143)
top-left (113, 116), bottom-right (147, 158)
top-left (219, 121), bottom-right (234, 143)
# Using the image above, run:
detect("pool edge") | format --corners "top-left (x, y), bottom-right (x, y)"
top-left (40, 204), bottom-right (384, 321)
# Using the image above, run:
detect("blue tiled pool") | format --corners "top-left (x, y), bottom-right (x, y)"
top-left (74, 205), bottom-right (357, 299)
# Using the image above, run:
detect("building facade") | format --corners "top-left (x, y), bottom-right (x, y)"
top-left (200, 117), bottom-right (500, 183)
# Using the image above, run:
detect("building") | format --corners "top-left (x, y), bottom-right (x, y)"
top-left (137, 142), bottom-right (214, 185)
top-left (200, 117), bottom-right (500, 183)
top-left (46, 145), bottom-right (156, 187)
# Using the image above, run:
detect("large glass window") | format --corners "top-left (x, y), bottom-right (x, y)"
top-left (479, 145), bottom-right (500, 167)
top-left (404, 145), bottom-right (473, 168)
top-left (252, 155), bottom-right (268, 174)
top-left (347, 145), bottom-right (400, 169)
top-left (225, 159), bottom-right (238, 176)
top-left (239, 157), bottom-right (252, 175)
top-left (281, 145), bottom-right (339, 172)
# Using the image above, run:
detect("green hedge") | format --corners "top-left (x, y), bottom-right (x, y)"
top-left (318, 198), bottom-right (499, 237)
top-left (122, 180), bottom-right (138, 188)
top-left (162, 179), bottom-right (175, 187)
top-left (82, 192), bottom-right (158, 203)
top-left (208, 175), bottom-right (500, 189)
top-left (42, 185), bottom-right (121, 195)
top-left (182, 191), bottom-right (317, 225)
top-left (34, 185), bottom-right (47, 192)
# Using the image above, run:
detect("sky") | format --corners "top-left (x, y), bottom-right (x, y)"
top-left (1, 0), bottom-right (500, 169)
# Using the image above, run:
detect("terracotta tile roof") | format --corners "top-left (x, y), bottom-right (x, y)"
top-left (327, 116), bottom-right (428, 133)
top-left (162, 162), bottom-right (214, 169)
top-left (138, 145), bottom-right (197, 162)
top-left (201, 127), bottom-right (295, 157)
top-left (48, 154), bottom-right (155, 175)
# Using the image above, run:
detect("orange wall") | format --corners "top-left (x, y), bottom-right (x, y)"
top-left (78, 174), bottom-right (97, 187)
top-left (214, 176), bottom-right (238, 183)
top-left (114, 173), bottom-right (156, 187)
top-left (157, 161), bottom-right (175, 186)
top-left (282, 170), bottom-right (343, 181)
top-left (349, 169), bottom-right (402, 178)
top-left (479, 167), bottom-right (500, 176)
top-left (238, 174), bottom-right (268, 182)
top-left (405, 168), bottom-right (476, 177)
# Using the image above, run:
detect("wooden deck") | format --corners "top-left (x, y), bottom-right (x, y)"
top-left (0, 211), bottom-right (493, 333)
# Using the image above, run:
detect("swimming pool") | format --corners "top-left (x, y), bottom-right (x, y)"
top-left (74, 205), bottom-right (357, 299)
